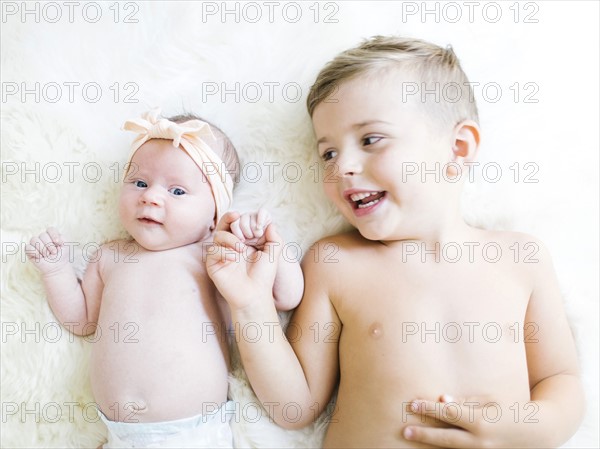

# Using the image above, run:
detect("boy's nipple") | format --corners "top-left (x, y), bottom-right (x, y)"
top-left (368, 322), bottom-right (384, 339)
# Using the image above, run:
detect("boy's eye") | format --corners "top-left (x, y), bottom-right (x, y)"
top-left (134, 180), bottom-right (147, 188)
top-left (169, 187), bottom-right (186, 196)
top-left (321, 150), bottom-right (337, 161)
top-left (362, 136), bottom-right (382, 146)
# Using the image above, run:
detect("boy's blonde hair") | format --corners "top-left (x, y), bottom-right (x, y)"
top-left (307, 36), bottom-right (479, 129)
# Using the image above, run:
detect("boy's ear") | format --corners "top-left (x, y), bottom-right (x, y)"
top-left (446, 120), bottom-right (480, 179)
top-left (451, 120), bottom-right (480, 161)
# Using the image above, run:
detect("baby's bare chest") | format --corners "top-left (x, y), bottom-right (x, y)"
top-left (97, 243), bottom-right (219, 324)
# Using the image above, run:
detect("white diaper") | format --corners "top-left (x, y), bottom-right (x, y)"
top-left (98, 401), bottom-right (234, 448)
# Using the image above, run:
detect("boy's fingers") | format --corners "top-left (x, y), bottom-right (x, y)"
top-left (440, 393), bottom-right (494, 407)
top-left (403, 426), bottom-right (473, 448)
top-left (212, 230), bottom-right (246, 252)
top-left (410, 399), bottom-right (458, 421)
top-left (262, 223), bottom-right (282, 260)
top-left (207, 245), bottom-right (241, 263)
top-left (215, 211), bottom-right (241, 232)
top-left (410, 400), bottom-right (474, 430)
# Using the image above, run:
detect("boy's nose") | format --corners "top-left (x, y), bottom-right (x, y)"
top-left (337, 153), bottom-right (363, 177)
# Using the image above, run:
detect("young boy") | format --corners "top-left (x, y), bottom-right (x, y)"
top-left (206, 37), bottom-right (584, 448)
top-left (26, 109), bottom-right (303, 448)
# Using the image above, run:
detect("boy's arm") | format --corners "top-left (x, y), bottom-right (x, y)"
top-left (26, 228), bottom-right (104, 336)
top-left (518, 239), bottom-right (584, 444)
top-left (405, 239), bottom-right (584, 448)
top-left (207, 216), bottom-right (339, 429)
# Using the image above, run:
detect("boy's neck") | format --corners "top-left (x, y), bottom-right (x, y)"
top-left (379, 214), bottom-right (475, 250)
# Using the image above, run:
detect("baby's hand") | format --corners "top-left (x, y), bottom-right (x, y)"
top-left (25, 227), bottom-right (70, 275)
top-left (229, 208), bottom-right (272, 250)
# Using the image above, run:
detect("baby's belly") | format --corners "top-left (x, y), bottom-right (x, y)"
top-left (324, 328), bottom-right (531, 448)
top-left (90, 309), bottom-right (229, 422)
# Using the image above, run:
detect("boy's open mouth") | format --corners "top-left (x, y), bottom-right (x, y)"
top-left (348, 191), bottom-right (386, 210)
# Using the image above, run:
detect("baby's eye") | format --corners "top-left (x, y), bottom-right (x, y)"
top-left (321, 150), bottom-right (337, 161)
top-left (362, 136), bottom-right (383, 146)
top-left (134, 180), bottom-right (147, 188)
top-left (169, 187), bottom-right (186, 196)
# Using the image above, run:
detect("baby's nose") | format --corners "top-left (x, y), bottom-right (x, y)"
top-left (139, 186), bottom-right (163, 206)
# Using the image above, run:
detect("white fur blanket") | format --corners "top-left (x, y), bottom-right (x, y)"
top-left (1, 1), bottom-right (598, 447)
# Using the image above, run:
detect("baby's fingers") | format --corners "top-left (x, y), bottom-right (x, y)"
top-left (27, 234), bottom-right (55, 260)
top-left (46, 227), bottom-right (64, 246)
top-left (256, 208), bottom-right (272, 232)
top-left (38, 232), bottom-right (59, 256)
top-left (25, 240), bottom-right (43, 262)
top-left (229, 219), bottom-right (245, 241)
top-left (238, 213), bottom-right (256, 239)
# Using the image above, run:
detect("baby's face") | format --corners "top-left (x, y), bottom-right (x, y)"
top-left (312, 72), bottom-right (459, 242)
top-left (119, 139), bottom-right (216, 251)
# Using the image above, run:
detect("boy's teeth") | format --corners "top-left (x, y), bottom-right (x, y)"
top-left (350, 191), bottom-right (379, 202)
top-left (358, 198), bottom-right (381, 209)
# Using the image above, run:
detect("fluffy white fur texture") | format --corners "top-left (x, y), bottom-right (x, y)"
top-left (1, 2), bottom-right (598, 447)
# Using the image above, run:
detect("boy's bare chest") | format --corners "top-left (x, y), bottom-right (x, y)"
top-left (332, 258), bottom-right (531, 346)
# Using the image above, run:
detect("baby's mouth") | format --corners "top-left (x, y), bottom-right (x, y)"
top-left (138, 217), bottom-right (162, 225)
top-left (348, 191), bottom-right (386, 209)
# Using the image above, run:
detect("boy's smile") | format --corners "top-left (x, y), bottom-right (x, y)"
top-left (344, 189), bottom-right (387, 216)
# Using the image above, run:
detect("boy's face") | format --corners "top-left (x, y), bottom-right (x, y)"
top-left (119, 139), bottom-right (216, 251)
top-left (312, 72), bottom-right (459, 242)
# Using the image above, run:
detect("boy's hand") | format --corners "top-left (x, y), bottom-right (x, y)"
top-left (25, 227), bottom-right (71, 275)
top-left (403, 394), bottom-right (526, 448)
top-left (229, 208), bottom-right (272, 250)
top-left (206, 212), bottom-right (282, 311)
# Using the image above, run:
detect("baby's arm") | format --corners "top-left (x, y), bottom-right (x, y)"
top-left (229, 209), bottom-right (304, 311)
top-left (405, 238), bottom-right (584, 448)
top-left (26, 228), bottom-right (103, 336)
top-left (207, 215), bottom-right (339, 429)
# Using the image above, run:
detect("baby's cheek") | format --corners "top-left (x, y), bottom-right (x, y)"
top-left (117, 193), bottom-right (133, 225)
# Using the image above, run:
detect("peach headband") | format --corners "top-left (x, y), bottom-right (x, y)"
top-left (122, 108), bottom-right (233, 222)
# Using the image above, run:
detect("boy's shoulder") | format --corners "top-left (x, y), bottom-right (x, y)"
top-left (475, 228), bottom-right (551, 255)
top-left (471, 227), bottom-right (555, 274)
top-left (476, 227), bottom-right (541, 244)
top-left (300, 229), bottom-right (389, 287)
top-left (304, 229), bottom-right (377, 263)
